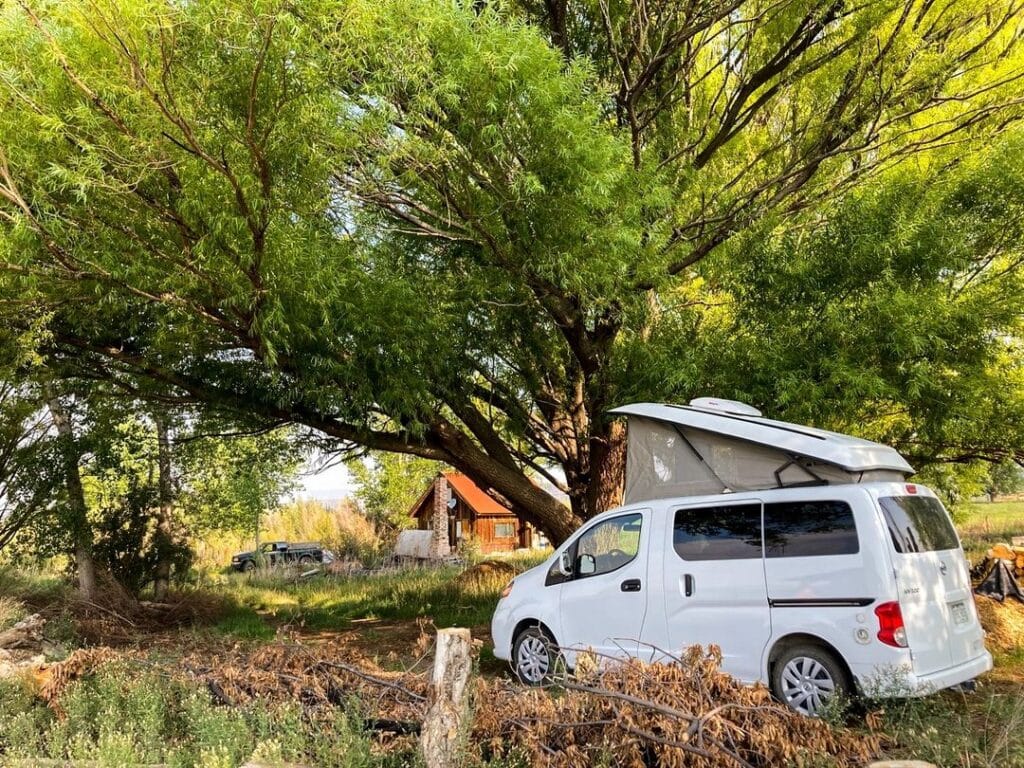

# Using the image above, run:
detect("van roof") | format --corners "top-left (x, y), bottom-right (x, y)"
top-left (603, 480), bottom-right (928, 517)
top-left (609, 402), bottom-right (914, 474)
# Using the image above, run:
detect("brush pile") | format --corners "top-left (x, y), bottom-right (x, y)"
top-left (179, 640), bottom-right (429, 726)
top-left (472, 646), bottom-right (882, 768)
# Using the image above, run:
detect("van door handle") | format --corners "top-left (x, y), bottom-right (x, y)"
top-left (621, 579), bottom-right (642, 592)
top-left (684, 574), bottom-right (694, 597)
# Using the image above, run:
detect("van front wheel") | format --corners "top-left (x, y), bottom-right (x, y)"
top-left (512, 627), bottom-right (559, 686)
top-left (771, 645), bottom-right (850, 717)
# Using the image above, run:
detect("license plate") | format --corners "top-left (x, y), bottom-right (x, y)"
top-left (950, 601), bottom-right (969, 625)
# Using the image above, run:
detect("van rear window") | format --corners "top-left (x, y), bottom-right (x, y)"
top-left (763, 501), bottom-right (858, 558)
top-left (878, 496), bottom-right (959, 553)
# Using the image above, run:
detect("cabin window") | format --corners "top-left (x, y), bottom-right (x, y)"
top-left (763, 500), bottom-right (859, 557)
top-left (673, 504), bottom-right (762, 560)
top-left (494, 522), bottom-right (516, 538)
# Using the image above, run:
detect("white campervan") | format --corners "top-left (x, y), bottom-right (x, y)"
top-left (490, 400), bottom-right (992, 716)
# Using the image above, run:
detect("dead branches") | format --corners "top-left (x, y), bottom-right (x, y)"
top-left (474, 646), bottom-right (882, 768)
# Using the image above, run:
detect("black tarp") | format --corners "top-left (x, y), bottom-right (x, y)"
top-left (975, 558), bottom-right (1024, 602)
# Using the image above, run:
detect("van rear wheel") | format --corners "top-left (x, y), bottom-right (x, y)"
top-left (771, 645), bottom-right (850, 717)
top-left (512, 627), bottom-right (559, 686)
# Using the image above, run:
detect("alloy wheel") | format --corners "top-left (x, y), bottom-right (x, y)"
top-left (779, 655), bottom-right (836, 716)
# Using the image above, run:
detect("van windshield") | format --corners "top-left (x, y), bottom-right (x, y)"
top-left (878, 496), bottom-right (959, 553)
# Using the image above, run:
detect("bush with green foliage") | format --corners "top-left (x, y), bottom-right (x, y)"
top-left (0, 664), bottom-right (406, 768)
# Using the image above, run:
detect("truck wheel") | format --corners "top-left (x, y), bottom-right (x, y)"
top-left (299, 555), bottom-right (315, 565)
top-left (243, 560), bottom-right (257, 572)
top-left (771, 644), bottom-right (851, 717)
top-left (512, 626), bottom-right (560, 686)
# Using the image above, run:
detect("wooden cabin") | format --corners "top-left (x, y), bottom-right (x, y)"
top-left (410, 472), bottom-right (544, 555)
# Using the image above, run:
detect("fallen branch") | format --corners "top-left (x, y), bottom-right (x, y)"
top-left (0, 613), bottom-right (45, 649)
top-left (316, 659), bottom-right (426, 703)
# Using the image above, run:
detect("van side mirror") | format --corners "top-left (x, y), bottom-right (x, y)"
top-left (578, 553), bottom-right (596, 576)
top-left (558, 551), bottom-right (573, 576)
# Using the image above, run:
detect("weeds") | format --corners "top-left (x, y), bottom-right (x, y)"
top-left (0, 563), bottom-right (69, 606)
top-left (0, 663), bottom-right (412, 768)
top-left (869, 688), bottom-right (1024, 768)
top-left (0, 596), bottom-right (26, 632)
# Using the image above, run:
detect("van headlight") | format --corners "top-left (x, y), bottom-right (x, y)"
top-left (500, 579), bottom-right (515, 599)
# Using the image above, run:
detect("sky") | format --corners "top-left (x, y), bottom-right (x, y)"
top-left (291, 454), bottom-right (356, 502)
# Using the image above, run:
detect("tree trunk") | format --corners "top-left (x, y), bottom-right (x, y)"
top-left (420, 628), bottom-right (473, 768)
top-left (153, 415), bottom-right (174, 601)
top-left (585, 419), bottom-right (626, 518)
top-left (45, 391), bottom-right (97, 601)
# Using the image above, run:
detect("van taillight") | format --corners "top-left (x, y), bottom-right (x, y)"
top-left (875, 601), bottom-right (908, 648)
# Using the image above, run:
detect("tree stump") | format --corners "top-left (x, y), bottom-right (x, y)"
top-left (420, 627), bottom-right (473, 768)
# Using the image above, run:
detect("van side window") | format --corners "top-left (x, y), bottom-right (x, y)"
top-left (575, 513), bottom-right (643, 578)
top-left (763, 501), bottom-right (858, 558)
top-left (545, 513), bottom-right (642, 585)
top-left (673, 504), bottom-right (762, 561)
top-left (878, 496), bottom-right (959, 553)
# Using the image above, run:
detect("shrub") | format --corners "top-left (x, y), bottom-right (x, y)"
top-left (0, 662), bottom-right (402, 767)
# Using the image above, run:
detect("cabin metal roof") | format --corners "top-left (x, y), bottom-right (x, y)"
top-left (410, 472), bottom-right (515, 519)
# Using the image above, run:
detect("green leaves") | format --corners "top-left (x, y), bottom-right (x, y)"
top-left (0, 0), bottom-right (1022, 533)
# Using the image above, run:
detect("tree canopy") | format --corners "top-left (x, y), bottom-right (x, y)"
top-left (0, 0), bottom-right (1022, 542)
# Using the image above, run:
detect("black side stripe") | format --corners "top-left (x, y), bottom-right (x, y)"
top-left (769, 598), bottom-right (875, 608)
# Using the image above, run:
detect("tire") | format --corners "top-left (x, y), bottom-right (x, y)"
top-left (512, 626), bottom-right (560, 686)
top-left (242, 560), bottom-right (257, 572)
top-left (770, 644), bottom-right (851, 717)
top-left (299, 555), bottom-right (315, 565)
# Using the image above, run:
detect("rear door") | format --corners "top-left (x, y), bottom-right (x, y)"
top-left (662, 501), bottom-right (771, 683)
top-left (876, 491), bottom-right (981, 675)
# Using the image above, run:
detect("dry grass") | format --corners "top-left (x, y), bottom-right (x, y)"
top-left (975, 595), bottom-right (1024, 654)
top-left (193, 499), bottom-right (386, 569)
top-left (452, 560), bottom-right (518, 593)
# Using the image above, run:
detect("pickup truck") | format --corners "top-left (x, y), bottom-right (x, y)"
top-left (230, 541), bottom-right (324, 572)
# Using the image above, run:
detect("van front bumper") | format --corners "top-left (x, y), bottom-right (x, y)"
top-left (490, 602), bottom-right (514, 661)
top-left (854, 651), bottom-right (993, 697)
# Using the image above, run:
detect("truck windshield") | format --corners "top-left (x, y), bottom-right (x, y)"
top-left (878, 496), bottom-right (959, 553)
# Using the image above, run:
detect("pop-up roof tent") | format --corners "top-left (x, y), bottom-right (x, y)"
top-left (609, 399), bottom-right (914, 505)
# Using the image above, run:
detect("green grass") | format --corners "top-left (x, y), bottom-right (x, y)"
top-left (957, 500), bottom-right (1024, 558)
top-left (0, 663), bottom-right (416, 768)
top-left (0, 596), bottom-right (27, 632)
top-left (217, 557), bottom-right (545, 637)
top-left (0, 563), bottom-right (70, 607)
top-left (869, 687), bottom-right (1024, 768)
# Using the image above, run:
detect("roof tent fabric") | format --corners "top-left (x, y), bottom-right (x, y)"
top-left (614, 404), bottom-right (913, 505)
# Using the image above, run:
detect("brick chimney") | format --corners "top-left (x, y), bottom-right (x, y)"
top-left (431, 474), bottom-right (451, 559)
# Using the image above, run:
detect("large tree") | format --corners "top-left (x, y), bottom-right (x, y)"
top-left (1, 0), bottom-right (1023, 543)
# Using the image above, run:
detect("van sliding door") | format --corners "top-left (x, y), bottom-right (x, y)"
top-left (662, 502), bottom-right (771, 684)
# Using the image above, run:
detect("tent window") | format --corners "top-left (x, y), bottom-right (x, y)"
top-left (673, 504), bottom-right (762, 561)
top-left (763, 501), bottom-right (859, 558)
